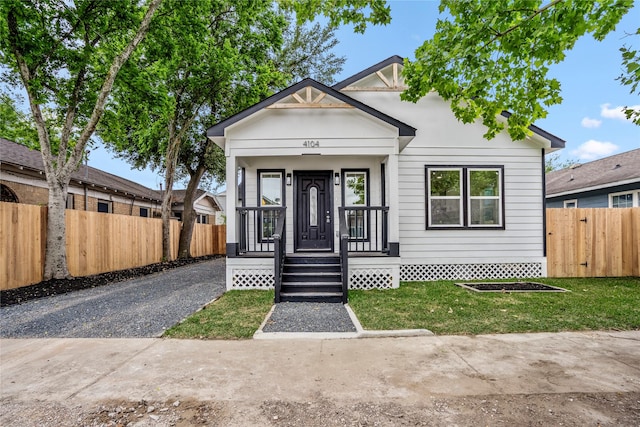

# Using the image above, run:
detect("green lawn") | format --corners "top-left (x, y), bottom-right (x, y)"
top-left (349, 277), bottom-right (640, 335)
top-left (164, 278), bottom-right (640, 339)
top-left (164, 290), bottom-right (274, 339)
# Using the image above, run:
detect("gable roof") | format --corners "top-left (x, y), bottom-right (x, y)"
top-left (546, 148), bottom-right (640, 197)
top-left (334, 55), bottom-right (565, 149)
top-left (0, 137), bottom-right (162, 201)
top-left (333, 55), bottom-right (405, 90)
top-left (172, 189), bottom-right (223, 211)
top-left (206, 78), bottom-right (416, 140)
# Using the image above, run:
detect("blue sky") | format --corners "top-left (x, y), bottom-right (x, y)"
top-left (90, 0), bottom-right (640, 190)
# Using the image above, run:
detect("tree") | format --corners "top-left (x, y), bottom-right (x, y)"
top-left (1, 0), bottom-right (162, 279)
top-left (285, 0), bottom-right (637, 140)
top-left (100, 0), bottom-right (286, 260)
top-left (402, 0), bottom-right (634, 140)
top-left (101, 9), bottom-right (345, 259)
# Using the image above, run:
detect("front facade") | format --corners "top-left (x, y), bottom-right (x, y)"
top-left (207, 56), bottom-right (565, 298)
top-left (546, 148), bottom-right (640, 208)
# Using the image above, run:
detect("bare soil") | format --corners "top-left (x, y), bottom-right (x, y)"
top-left (0, 255), bottom-right (221, 307)
top-left (2, 392), bottom-right (639, 426)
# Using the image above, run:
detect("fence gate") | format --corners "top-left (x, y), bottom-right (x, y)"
top-left (546, 208), bottom-right (640, 277)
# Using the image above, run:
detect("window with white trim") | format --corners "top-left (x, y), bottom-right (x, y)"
top-left (609, 191), bottom-right (639, 208)
top-left (426, 166), bottom-right (504, 229)
top-left (563, 199), bottom-right (578, 208)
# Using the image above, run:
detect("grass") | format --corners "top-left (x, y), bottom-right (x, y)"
top-left (349, 277), bottom-right (640, 335)
top-left (163, 290), bottom-right (274, 339)
top-left (163, 278), bottom-right (640, 339)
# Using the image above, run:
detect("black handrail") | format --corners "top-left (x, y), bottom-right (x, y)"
top-left (236, 206), bottom-right (285, 254)
top-left (339, 206), bottom-right (389, 253)
top-left (273, 210), bottom-right (286, 303)
top-left (339, 209), bottom-right (349, 304)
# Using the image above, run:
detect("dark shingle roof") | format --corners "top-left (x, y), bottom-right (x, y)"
top-left (0, 137), bottom-right (162, 201)
top-left (546, 148), bottom-right (640, 196)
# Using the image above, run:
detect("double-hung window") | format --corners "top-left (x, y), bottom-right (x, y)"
top-left (426, 166), bottom-right (504, 229)
top-left (258, 170), bottom-right (284, 241)
top-left (609, 191), bottom-right (638, 208)
top-left (343, 170), bottom-right (368, 239)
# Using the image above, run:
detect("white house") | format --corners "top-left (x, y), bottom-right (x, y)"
top-left (206, 56), bottom-right (565, 303)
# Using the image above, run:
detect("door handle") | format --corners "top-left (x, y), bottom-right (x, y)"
top-left (326, 215), bottom-right (330, 223)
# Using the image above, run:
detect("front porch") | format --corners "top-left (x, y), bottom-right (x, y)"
top-left (226, 205), bottom-right (400, 303)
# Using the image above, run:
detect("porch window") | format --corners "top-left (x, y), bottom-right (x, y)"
top-left (343, 170), bottom-right (368, 239)
top-left (426, 166), bottom-right (504, 229)
top-left (259, 170), bottom-right (284, 240)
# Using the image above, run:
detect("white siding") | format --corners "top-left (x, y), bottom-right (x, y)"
top-left (349, 91), bottom-right (547, 265)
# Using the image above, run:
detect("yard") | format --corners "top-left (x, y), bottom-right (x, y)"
top-left (164, 277), bottom-right (640, 339)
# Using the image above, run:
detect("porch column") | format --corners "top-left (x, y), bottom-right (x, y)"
top-left (387, 151), bottom-right (400, 256)
top-left (225, 154), bottom-right (237, 256)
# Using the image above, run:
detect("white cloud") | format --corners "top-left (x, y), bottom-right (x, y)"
top-left (600, 103), bottom-right (640, 121)
top-left (571, 140), bottom-right (619, 161)
top-left (580, 117), bottom-right (602, 128)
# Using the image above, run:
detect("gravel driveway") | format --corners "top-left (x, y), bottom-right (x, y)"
top-left (0, 258), bottom-right (226, 338)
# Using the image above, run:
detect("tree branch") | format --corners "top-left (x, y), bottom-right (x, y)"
top-left (487, 0), bottom-right (564, 45)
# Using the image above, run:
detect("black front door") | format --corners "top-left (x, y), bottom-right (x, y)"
top-left (295, 171), bottom-right (333, 251)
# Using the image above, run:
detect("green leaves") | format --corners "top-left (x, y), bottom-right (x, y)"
top-left (618, 27), bottom-right (640, 125)
top-left (279, 0), bottom-right (391, 33)
top-left (402, 0), bottom-right (633, 140)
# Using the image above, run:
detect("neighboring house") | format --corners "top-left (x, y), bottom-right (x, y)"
top-left (171, 189), bottom-right (223, 224)
top-left (546, 148), bottom-right (640, 208)
top-left (1, 137), bottom-right (162, 216)
top-left (1, 138), bottom-right (222, 221)
top-left (206, 55), bottom-right (565, 300)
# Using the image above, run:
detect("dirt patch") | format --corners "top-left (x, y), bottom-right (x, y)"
top-left (0, 255), bottom-right (222, 307)
top-left (2, 392), bottom-right (639, 426)
top-left (456, 281), bottom-right (567, 292)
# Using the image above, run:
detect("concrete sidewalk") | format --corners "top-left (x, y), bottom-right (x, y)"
top-left (2, 331), bottom-right (639, 405)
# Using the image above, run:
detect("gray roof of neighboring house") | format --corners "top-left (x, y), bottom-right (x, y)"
top-left (1, 137), bottom-right (162, 201)
top-left (172, 189), bottom-right (222, 211)
top-left (546, 148), bottom-right (640, 197)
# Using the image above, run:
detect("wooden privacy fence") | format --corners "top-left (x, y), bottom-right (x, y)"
top-left (1, 202), bottom-right (226, 290)
top-left (546, 208), bottom-right (640, 277)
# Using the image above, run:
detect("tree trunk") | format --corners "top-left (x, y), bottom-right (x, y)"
top-left (177, 165), bottom-right (206, 259)
top-left (161, 136), bottom-right (181, 261)
top-left (43, 176), bottom-right (69, 280)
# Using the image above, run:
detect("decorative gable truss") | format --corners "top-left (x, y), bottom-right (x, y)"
top-left (266, 86), bottom-right (355, 109)
top-left (341, 62), bottom-right (407, 92)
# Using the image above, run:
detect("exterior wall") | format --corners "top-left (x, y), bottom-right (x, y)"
top-left (0, 180), bottom-right (49, 206)
top-left (348, 91), bottom-right (548, 279)
top-left (221, 83), bottom-right (551, 283)
top-left (546, 182), bottom-right (640, 208)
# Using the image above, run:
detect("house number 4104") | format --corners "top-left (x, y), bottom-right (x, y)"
top-left (303, 140), bottom-right (320, 148)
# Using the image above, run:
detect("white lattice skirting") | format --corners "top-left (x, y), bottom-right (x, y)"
top-left (401, 263), bottom-right (543, 281)
top-left (349, 268), bottom-right (394, 290)
top-left (231, 269), bottom-right (274, 289)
